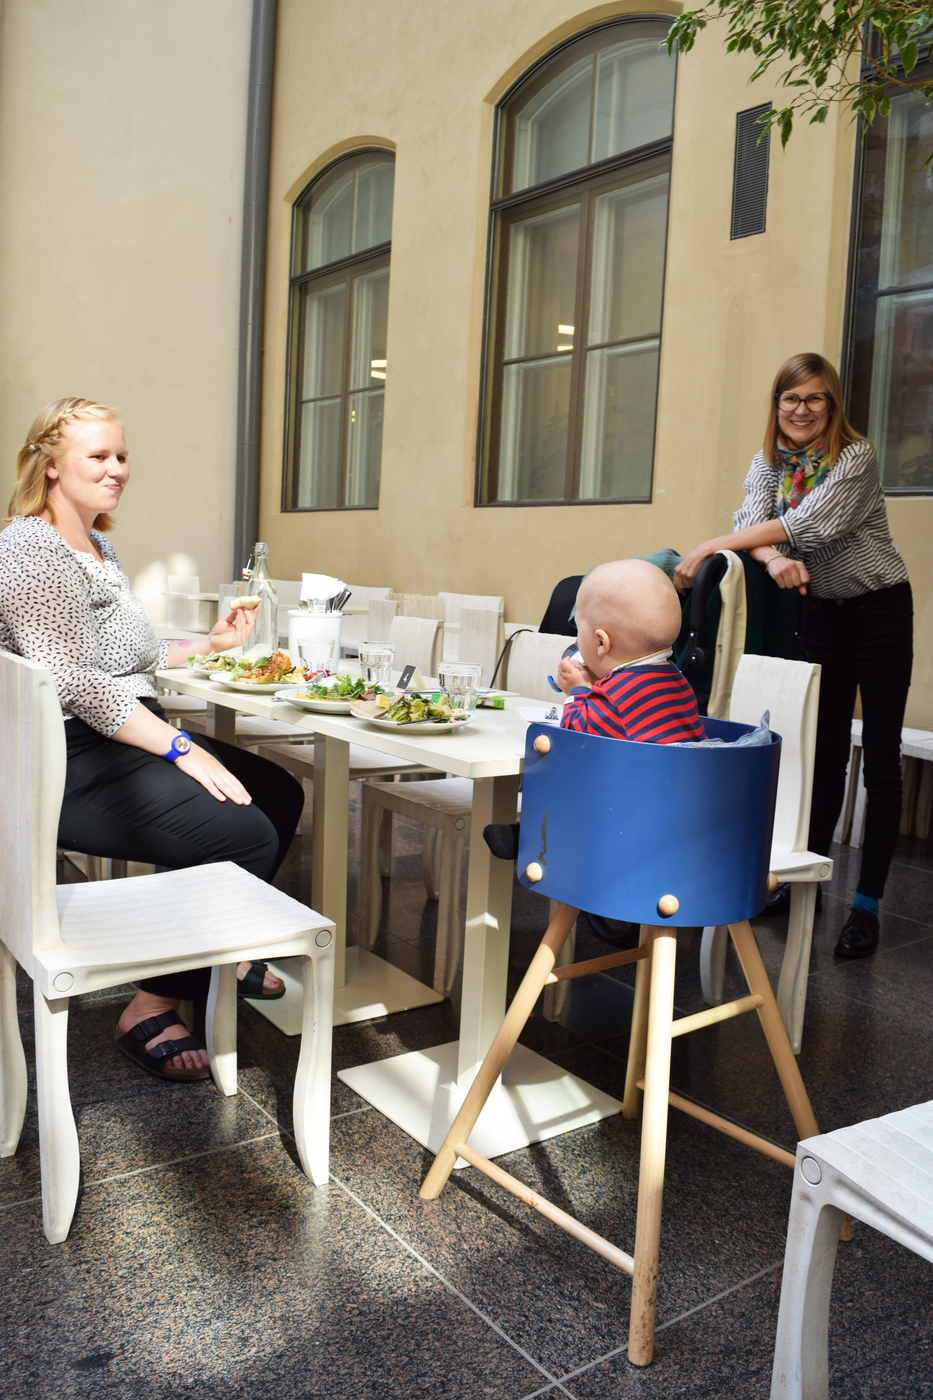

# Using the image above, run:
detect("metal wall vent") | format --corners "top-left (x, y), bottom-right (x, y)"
top-left (731, 104), bottom-right (771, 239)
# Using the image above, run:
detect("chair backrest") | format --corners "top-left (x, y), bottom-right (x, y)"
top-left (504, 630), bottom-right (576, 702)
top-left (166, 574), bottom-right (200, 631)
top-left (388, 615), bottom-right (441, 678)
top-left (457, 607), bottom-right (504, 687)
top-left (729, 654), bottom-right (821, 854)
top-left (367, 598), bottom-right (398, 642)
top-left (0, 652), bottom-right (67, 967)
top-left (439, 592), bottom-right (503, 663)
top-left (341, 585), bottom-right (392, 650)
top-left (518, 718), bottom-right (781, 927)
top-left (401, 593), bottom-right (446, 620)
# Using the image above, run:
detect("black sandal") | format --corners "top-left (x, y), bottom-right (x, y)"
top-left (115, 1011), bottom-right (211, 1082)
top-left (236, 960), bottom-right (286, 1000)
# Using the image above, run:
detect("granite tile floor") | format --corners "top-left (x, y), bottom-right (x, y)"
top-left (3, 795), bottom-right (933, 1398)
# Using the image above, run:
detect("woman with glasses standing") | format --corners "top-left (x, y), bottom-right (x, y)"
top-left (674, 352), bottom-right (911, 959)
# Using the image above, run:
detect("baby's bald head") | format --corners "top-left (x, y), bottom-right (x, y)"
top-left (575, 559), bottom-right (683, 672)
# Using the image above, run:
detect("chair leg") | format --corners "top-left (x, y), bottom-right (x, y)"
top-left (435, 833), bottom-right (466, 997)
top-left (206, 964), bottom-right (238, 1097)
top-left (542, 902), bottom-right (575, 1022)
top-left (420, 902), bottom-right (580, 1200)
top-left (728, 921), bottom-right (819, 1141)
top-left (422, 827), bottom-right (440, 900)
top-left (33, 986), bottom-right (80, 1244)
top-left (379, 809), bottom-right (393, 878)
top-left (0, 942), bottom-right (27, 1158)
top-left (777, 884), bottom-right (817, 1055)
top-left (360, 794), bottom-right (384, 950)
top-left (770, 1178), bottom-right (842, 1400)
top-left (622, 925), bottom-right (652, 1120)
top-left (628, 927), bottom-right (678, 1367)
top-left (293, 935), bottom-right (335, 1186)
top-left (699, 925), bottom-right (728, 1006)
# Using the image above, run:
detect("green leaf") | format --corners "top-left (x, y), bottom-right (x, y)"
top-left (901, 41), bottom-right (919, 73)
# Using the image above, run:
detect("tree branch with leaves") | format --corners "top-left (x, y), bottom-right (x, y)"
top-left (666, 2), bottom-right (933, 145)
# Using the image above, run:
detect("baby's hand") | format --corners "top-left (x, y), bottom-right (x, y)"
top-left (557, 656), bottom-right (592, 694)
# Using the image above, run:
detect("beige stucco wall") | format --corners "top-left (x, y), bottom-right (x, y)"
top-left (262, 0), bottom-right (933, 726)
top-left (0, 0), bottom-right (252, 619)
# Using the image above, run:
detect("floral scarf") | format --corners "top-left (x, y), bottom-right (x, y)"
top-left (777, 441), bottom-right (831, 515)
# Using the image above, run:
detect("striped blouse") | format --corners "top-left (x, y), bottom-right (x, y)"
top-left (561, 662), bottom-right (704, 743)
top-left (733, 440), bottom-right (908, 600)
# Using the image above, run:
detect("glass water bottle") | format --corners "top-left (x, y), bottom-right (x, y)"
top-left (248, 542), bottom-right (278, 655)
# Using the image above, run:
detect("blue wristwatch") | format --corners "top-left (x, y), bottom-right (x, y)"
top-left (162, 731), bottom-right (193, 763)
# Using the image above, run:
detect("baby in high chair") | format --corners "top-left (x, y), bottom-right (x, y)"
top-left (484, 559), bottom-right (704, 944)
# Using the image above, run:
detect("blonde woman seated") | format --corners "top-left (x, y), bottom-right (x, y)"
top-left (0, 399), bottom-right (304, 1081)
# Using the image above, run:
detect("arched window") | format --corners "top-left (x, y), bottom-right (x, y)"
top-left (283, 150), bottom-right (394, 510)
top-left (479, 22), bottom-right (675, 505)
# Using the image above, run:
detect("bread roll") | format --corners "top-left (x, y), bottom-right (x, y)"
top-left (227, 595), bottom-right (261, 610)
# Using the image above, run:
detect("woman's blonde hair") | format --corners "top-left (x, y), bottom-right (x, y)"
top-left (7, 397), bottom-right (122, 531)
top-left (763, 353), bottom-right (862, 468)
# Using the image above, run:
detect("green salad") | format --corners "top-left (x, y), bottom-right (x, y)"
top-left (189, 653), bottom-right (245, 674)
top-left (292, 676), bottom-right (388, 702)
top-left (381, 694), bottom-right (458, 724)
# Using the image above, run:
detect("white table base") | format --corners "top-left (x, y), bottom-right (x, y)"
top-left (338, 1040), bottom-right (622, 1163)
top-left (248, 946), bottom-right (443, 1034)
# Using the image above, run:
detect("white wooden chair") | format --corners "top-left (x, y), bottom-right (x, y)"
top-left (504, 631), bottom-right (577, 702)
top-left (165, 574), bottom-right (215, 634)
top-left (0, 650), bottom-right (335, 1243)
top-left (340, 585), bottom-right (392, 654)
top-left (458, 607), bottom-right (504, 686)
top-left (400, 593), bottom-right (446, 620)
top-left (699, 655), bottom-right (833, 1053)
top-left (388, 615), bottom-right (442, 678)
top-left (366, 598), bottom-right (398, 642)
top-left (771, 1099), bottom-right (933, 1399)
top-left (438, 592), bottom-right (503, 664)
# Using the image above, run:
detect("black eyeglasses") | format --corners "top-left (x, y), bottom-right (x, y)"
top-left (775, 392), bottom-right (833, 412)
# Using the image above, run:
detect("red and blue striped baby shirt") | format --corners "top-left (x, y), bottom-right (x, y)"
top-left (561, 662), bottom-right (704, 744)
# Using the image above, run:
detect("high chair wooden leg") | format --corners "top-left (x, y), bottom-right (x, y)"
top-left (420, 902), bottom-right (580, 1201)
top-left (623, 925), bottom-right (651, 1120)
top-left (629, 927), bottom-right (678, 1367)
top-left (0, 941), bottom-right (26, 1159)
top-left (728, 921), bottom-right (819, 1142)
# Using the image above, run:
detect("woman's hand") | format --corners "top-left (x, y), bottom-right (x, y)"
top-left (765, 555), bottom-right (810, 593)
top-left (557, 656), bottom-right (593, 693)
top-left (207, 605), bottom-right (258, 654)
top-left (175, 745), bottom-right (252, 804)
top-left (673, 542), bottom-right (718, 595)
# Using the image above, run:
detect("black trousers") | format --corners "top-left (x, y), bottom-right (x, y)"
top-left (59, 699), bottom-right (304, 998)
top-left (807, 581), bottom-right (913, 899)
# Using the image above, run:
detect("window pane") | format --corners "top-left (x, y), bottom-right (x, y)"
top-left (354, 161), bottom-right (395, 253)
top-left (498, 357), bottom-right (571, 500)
top-left (350, 266), bottom-right (390, 390)
top-left (297, 399), bottom-right (341, 508)
top-left (579, 341), bottom-right (658, 499)
top-left (592, 38), bottom-right (675, 163)
top-left (504, 205), bottom-right (580, 359)
top-left (588, 174), bottom-right (668, 345)
top-left (512, 55), bottom-right (593, 192)
top-left (876, 91), bottom-right (933, 289)
top-left (866, 291), bottom-right (933, 489)
top-left (300, 283), bottom-right (347, 400)
top-left (347, 390), bottom-right (384, 506)
top-left (303, 169), bottom-right (354, 271)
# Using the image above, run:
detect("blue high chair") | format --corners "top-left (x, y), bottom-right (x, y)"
top-left (421, 718), bottom-right (821, 1367)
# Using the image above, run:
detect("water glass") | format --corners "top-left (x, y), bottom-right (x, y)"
top-left (360, 641), bottom-right (396, 687)
top-left (437, 662), bottom-right (483, 714)
top-left (299, 639), bottom-right (334, 676)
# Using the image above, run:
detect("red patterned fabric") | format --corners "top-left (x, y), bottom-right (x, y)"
top-left (561, 662), bottom-right (704, 744)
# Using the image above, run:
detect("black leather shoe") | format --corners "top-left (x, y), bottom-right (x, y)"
top-left (763, 882), bottom-right (822, 917)
top-left (483, 823), bottom-right (521, 861)
top-left (834, 906), bottom-right (880, 959)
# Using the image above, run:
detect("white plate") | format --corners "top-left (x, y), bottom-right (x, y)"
top-left (211, 677), bottom-right (294, 695)
top-left (275, 684), bottom-right (355, 714)
top-left (517, 705), bottom-right (564, 726)
top-left (182, 666), bottom-right (212, 679)
top-left (350, 704), bottom-right (476, 734)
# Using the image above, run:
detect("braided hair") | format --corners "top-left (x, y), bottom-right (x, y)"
top-left (7, 397), bottom-right (122, 530)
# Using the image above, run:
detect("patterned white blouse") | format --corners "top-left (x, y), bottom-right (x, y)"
top-left (733, 439), bottom-right (909, 600)
top-left (0, 515), bottom-right (170, 735)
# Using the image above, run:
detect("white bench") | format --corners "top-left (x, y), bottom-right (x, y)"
top-left (835, 719), bottom-right (933, 846)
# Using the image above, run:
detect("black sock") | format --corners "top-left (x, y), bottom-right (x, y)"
top-left (483, 823), bottom-right (521, 861)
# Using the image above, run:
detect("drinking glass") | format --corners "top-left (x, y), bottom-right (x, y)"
top-left (437, 662), bottom-right (483, 714)
top-left (359, 641), bottom-right (396, 687)
top-left (299, 639), bottom-right (334, 676)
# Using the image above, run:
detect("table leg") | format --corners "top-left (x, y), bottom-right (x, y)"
top-left (457, 773), bottom-right (520, 1084)
top-left (208, 702), bottom-right (236, 745)
top-left (311, 734), bottom-right (349, 989)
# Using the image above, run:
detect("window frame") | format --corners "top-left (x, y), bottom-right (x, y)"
top-left (476, 17), bottom-right (676, 509)
top-left (843, 55), bottom-right (933, 497)
top-left (282, 148), bottom-right (394, 514)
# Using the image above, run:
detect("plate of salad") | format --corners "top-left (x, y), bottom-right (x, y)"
top-left (184, 652), bottom-right (243, 679)
top-left (276, 676), bottom-right (390, 714)
top-left (210, 651), bottom-right (308, 693)
top-left (350, 693), bottom-right (475, 732)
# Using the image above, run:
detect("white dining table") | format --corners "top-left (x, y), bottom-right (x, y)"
top-left (156, 669), bottom-right (622, 1160)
